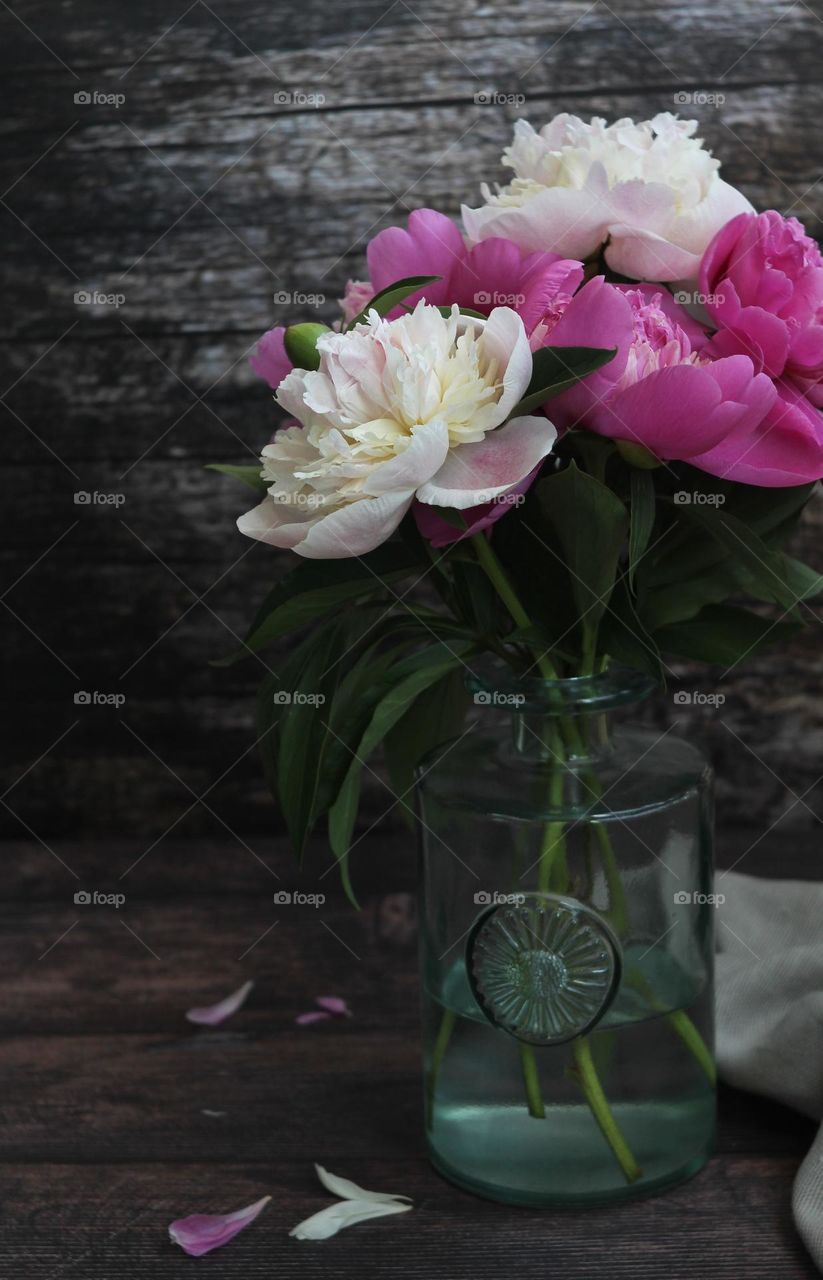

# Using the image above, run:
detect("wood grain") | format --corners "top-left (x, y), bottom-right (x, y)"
top-left (2, 5), bottom-right (823, 1268)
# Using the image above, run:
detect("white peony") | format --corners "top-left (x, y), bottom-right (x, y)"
top-left (237, 302), bottom-right (556, 559)
top-left (462, 113), bottom-right (752, 282)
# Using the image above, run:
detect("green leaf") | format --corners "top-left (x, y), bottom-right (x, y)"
top-left (600, 577), bottom-right (663, 681)
top-left (347, 275), bottom-right (441, 328)
top-left (283, 322), bottom-right (330, 370)
top-left (654, 604), bottom-right (801, 666)
top-left (535, 463), bottom-right (628, 654)
top-left (384, 668), bottom-right (471, 814)
top-left (205, 463), bottom-right (266, 493)
top-left (509, 346), bottom-right (617, 417)
top-left (675, 504), bottom-right (811, 613)
top-left (276, 625), bottom-right (344, 859)
top-left (327, 644), bottom-right (471, 898)
top-left (212, 541), bottom-right (421, 666)
top-left (628, 469), bottom-right (657, 588)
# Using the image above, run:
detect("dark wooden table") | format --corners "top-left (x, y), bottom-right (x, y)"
top-left (2, 832), bottom-right (818, 1278)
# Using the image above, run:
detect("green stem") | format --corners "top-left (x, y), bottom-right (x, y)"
top-left (426, 1007), bottom-right (456, 1129)
top-left (471, 534), bottom-right (558, 682)
top-left (471, 535), bottom-right (643, 1181)
top-left (519, 1043), bottom-right (546, 1118)
top-left (572, 1038), bottom-right (642, 1184)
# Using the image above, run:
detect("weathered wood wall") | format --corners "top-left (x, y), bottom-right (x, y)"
top-left (2, 0), bottom-right (823, 862)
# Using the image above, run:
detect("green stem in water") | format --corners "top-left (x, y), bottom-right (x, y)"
top-left (572, 1038), bottom-right (642, 1184)
top-left (426, 1007), bottom-right (456, 1129)
top-left (519, 1043), bottom-right (546, 1118)
top-left (470, 534), bottom-right (642, 1180)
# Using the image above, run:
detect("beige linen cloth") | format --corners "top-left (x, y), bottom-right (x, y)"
top-left (717, 872), bottom-right (823, 1268)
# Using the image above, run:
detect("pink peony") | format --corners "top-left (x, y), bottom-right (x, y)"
top-left (545, 278), bottom-right (799, 483)
top-left (700, 211), bottom-right (823, 394)
top-left (341, 207), bottom-right (583, 336)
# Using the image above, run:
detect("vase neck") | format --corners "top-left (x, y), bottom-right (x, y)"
top-left (466, 665), bottom-right (655, 767)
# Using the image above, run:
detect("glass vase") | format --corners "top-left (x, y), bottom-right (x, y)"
top-left (415, 664), bottom-right (715, 1206)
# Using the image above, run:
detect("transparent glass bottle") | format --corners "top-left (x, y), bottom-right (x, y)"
top-left (416, 664), bottom-right (715, 1206)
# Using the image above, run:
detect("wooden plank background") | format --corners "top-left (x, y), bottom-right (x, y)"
top-left (2, 0), bottom-right (823, 865)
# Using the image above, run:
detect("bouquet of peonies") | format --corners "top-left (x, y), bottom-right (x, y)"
top-left (214, 112), bottom-right (823, 892)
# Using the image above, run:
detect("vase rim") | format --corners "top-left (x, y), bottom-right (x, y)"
top-left (464, 660), bottom-right (657, 713)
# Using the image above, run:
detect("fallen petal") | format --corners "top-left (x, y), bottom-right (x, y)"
top-left (169, 1195), bottom-right (271, 1257)
top-left (315, 1164), bottom-right (412, 1204)
top-left (295, 1010), bottom-right (332, 1026)
top-left (315, 996), bottom-right (351, 1018)
top-left (186, 979), bottom-right (254, 1027)
top-left (290, 1198), bottom-right (411, 1241)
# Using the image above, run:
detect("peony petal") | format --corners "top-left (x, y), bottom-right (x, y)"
top-left (690, 377), bottom-right (823, 486)
top-left (250, 327), bottom-right (292, 390)
top-left (186, 980), bottom-right (254, 1027)
top-left (237, 490), bottom-right (415, 559)
top-left (362, 420), bottom-right (449, 496)
top-left (315, 1165), bottom-right (411, 1204)
top-left (169, 1195), bottom-right (271, 1257)
top-left (461, 168), bottom-right (611, 258)
top-left (477, 307), bottom-right (534, 421)
top-left (605, 223), bottom-right (700, 283)
top-left (289, 1198), bottom-right (411, 1241)
top-left (417, 415), bottom-right (556, 509)
top-left (295, 1010), bottom-right (332, 1026)
top-left (315, 996), bottom-right (351, 1017)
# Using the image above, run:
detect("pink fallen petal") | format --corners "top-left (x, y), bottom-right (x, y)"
top-left (186, 979), bottom-right (254, 1027)
top-left (315, 996), bottom-right (351, 1017)
top-left (296, 1010), bottom-right (332, 1026)
top-left (169, 1195), bottom-right (271, 1257)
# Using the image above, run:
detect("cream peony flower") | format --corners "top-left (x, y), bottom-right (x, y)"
top-left (462, 113), bottom-right (752, 282)
top-left (237, 301), bottom-right (557, 559)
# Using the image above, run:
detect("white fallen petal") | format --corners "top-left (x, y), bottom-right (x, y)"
top-left (290, 1198), bottom-right (411, 1240)
top-left (315, 1164), bottom-right (411, 1204)
top-left (186, 979), bottom-right (254, 1026)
